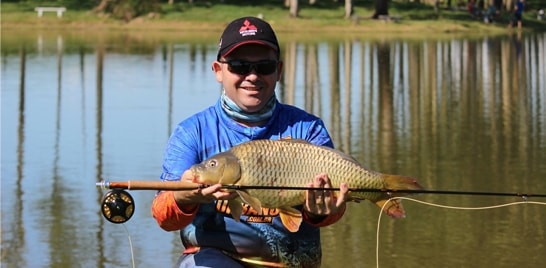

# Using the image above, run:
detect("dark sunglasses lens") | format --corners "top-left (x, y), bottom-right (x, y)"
top-left (227, 61), bottom-right (277, 75)
top-left (255, 61), bottom-right (277, 75)
top-left (228, 62), bottom-right (251, 75)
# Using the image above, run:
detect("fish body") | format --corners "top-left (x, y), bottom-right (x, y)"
top-left (190, 139), bottom-right (423, 232)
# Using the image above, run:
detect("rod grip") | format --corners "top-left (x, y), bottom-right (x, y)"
top-left (96, 180), bottom-right (201, 190)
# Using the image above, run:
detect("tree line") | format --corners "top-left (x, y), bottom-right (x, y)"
top-left (5, 0), bottom-right (540, 21)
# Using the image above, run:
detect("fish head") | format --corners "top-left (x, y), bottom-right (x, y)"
top-left (190, 151), bottom-right (241, 185)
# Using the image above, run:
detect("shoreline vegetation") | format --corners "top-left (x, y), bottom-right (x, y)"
top-left (2, 2), bottom-right (545, 37)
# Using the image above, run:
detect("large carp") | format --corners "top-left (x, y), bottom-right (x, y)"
top-left (189, 139), bottom-right (423, 232)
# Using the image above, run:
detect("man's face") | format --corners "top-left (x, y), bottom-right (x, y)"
top-left (213, 44), bottom-right (282, 113)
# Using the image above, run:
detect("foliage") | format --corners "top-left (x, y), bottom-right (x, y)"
top-left (98, 0), bottom-right (160, 20)
top-left (2, 0), bottom-right (96, 9)
top-left (3, 0), bottom-right (545, 11)
top-left (1, 0), bottom-right (544, 31)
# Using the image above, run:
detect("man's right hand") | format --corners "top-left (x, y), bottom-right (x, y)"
top-left (173, 170), bottom-right (237, 209)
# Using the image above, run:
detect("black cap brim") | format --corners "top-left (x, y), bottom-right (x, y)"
top-left (218, 40), bottom-right (279, 60)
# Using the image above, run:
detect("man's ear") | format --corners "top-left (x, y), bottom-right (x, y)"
top-left (212, 61), bottom-right (223, 82)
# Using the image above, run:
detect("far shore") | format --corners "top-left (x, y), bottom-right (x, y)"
top-left (2, 3), bottom-right (545, 40)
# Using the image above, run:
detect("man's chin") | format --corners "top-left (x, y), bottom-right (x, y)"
top-left (240, 102), bottom-right (264, 113)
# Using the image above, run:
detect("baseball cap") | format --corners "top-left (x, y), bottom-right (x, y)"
top-left (217, 17), bottom-right (280, 60)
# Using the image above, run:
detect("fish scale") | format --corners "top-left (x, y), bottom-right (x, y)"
top-left (190, 139), bottom-right (423, 231)
top-left (225, 139), bottom-right (389, 206)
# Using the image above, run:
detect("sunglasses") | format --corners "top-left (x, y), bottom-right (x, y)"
top-left (219, 60), bottom-right (278, 75)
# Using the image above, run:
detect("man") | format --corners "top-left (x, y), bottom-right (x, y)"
top-left (151, 17), bottom-right (348, 267)
top-left (512, 0), bottom-right (525, 28)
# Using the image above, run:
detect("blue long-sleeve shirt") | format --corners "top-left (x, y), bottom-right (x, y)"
top-left (158, 99), bottom-right (336, 266)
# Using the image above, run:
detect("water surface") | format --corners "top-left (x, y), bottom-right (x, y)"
top-left (1, 30), bottom-right (545, 268)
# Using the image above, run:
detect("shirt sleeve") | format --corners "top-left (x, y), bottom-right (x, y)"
top-left (302, 205), bottom-right (346, 227)
top-left (160, 124), bottom-right (200, 182)
top-left (308, 119), bottom-right (334, 148)
top-left (151, 191), bottom-right (199, 231)
top-left (152, 120), bottom-right (202, 230)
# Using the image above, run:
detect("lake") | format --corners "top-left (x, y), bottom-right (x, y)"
top-left (1, 29), bottom-right (545, 268)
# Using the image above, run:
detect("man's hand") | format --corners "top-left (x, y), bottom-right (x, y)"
top-left (173, 170), bottom-right (236, 207)
top-left (304, 173), bottom-right (348, 216)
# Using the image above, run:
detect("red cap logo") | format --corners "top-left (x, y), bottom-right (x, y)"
top-left (238, 19), bottom-right (258, 37)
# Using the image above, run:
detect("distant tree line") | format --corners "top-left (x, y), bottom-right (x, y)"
top-left (5, 0), bottom-right (541, 21)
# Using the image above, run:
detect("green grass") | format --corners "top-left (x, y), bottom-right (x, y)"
top-left (1, 2), bottom-right (545, 34)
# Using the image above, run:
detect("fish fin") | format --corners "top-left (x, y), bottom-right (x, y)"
top-left (375, 197), bottom-right (406, 219)
top-left (321, 146), bottom-right (363, 165)
top-left (278, 207), bottom-right (303, 232)
top-left (236, 190), bottom-right (263, 213)
top-left (372, 174), bottom-right (422, 219)
top-left (347, 197), bottom-right (364, 203)
top-left (227, 200), bottom-right (243, 222)
top-left (382, 174), bottom-right (423, 194)
top-left (281, 138), bottom-right (310, 144)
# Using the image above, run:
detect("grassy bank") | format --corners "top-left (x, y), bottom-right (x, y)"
top-left (2, 2), bottom-right (545, 36)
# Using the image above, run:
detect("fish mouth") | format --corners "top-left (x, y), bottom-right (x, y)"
top-left (190, 176), bottom-right (200, 184)
top-left (188, 167), bottom-right (202, 183)
top-left (188, 168), bottom-right (213, 185)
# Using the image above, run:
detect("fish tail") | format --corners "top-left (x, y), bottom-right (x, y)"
top-left (373, 174), bottom-right (423, 218)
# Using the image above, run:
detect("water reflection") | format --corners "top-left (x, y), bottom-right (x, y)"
top-left (1, 31), bottom-right (545, 268)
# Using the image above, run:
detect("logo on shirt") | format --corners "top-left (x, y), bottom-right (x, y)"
top-left (216, 200), bottom-right (279, 223)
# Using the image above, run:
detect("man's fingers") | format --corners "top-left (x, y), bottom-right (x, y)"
top-left (191, 184), bottom-right (225, 203)
top-left (312, 175), bottom-right (323, 187)
top-left (200, 184), bottom-right (222, 195)
top-left (306, 182), bottom-right (316, 207)
top-left (305, 174), bottom-right (349, 215)
top-left (336, 182), bottom-right (349, 207)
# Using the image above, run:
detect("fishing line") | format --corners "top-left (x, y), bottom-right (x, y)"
top-left (122, 223), bottom-right (136, 268)
top-left (374, 197), bottom-right (546, 268)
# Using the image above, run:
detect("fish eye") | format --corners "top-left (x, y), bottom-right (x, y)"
top-left (207, 159), bottom-right (217, 168)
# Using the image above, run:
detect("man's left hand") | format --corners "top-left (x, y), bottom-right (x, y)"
top-left (304, 173), bottom-right (348, 216)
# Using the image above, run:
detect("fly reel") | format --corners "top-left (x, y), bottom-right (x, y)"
top-left (100, 189), bottom-right (135, 224)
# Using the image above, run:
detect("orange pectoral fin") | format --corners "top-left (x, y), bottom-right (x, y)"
top-left (279, 207), bottom-right (303, 232)
top-left (375, 198), bottom-right (406, 219)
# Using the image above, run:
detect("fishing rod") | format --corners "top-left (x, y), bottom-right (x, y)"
top-left (96, 180), bottom-right (546, 197)
top-left (96, 180), bottom-right (546, 224)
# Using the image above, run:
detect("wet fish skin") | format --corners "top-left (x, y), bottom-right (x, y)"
top-left (190, 139), bottom-right (423, 231)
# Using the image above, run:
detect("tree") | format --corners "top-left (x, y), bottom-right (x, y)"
top-left (286, 0), bottom-right (299, 17)
top-left (344, 0), bottom-right (354, 19)
top-left (93, 0), bottom-right (160, 21)
top-left (372, 0), bottom-right (389, 19)
top-left (93, 0), bottom-right (110, 13)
